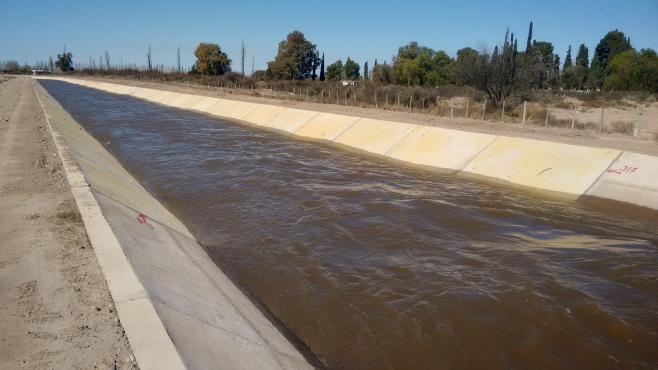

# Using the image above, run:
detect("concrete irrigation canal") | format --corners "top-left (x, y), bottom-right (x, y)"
top-left (36, 78), bottom-right (657, 369)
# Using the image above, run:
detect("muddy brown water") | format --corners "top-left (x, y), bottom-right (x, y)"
top-left (41, 80), bottom-right (658, 370)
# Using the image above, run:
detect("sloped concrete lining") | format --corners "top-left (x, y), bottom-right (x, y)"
top-left (35, 80), bottom-right (313, 370)
top-left (174, 94), bottom-right (205, 110)
top-left (35, 82), bottom-right (186, 370)
top-left (263, 108), bottom-right (319, 133)
top-left (206, 98), bottom-right (239, 117)
top-left (191, 96), bottom-right (219, 112)
top-left (160, 92), bottom-right (185, 105)
top-left (242, 105), bottom-right (287, 126)
top-left (94, 191), bottom-right (313, 370)
top-left (37, 88), bottom-right (193, 238)
top-left (386, 126), bottom-right (498, 170)
top-left (334, 118), bottom-right (417, 155)
top-left (294, 112), bottom-right (361, 141)
top-left (462, 136), bottom-right (622, 195)
top-left (586, 152), bottom-right (658, 209)
top-left (218, 100), bottom-right (260, 121)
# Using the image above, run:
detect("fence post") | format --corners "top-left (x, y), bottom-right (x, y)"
top-left (386, 94), bottom-right (389, 107)
top-left (353, 90), bottom-right (356, 105)
top-left (465, 98), bottom-right (469, 118)
top-left (522, 101), bottom-right (527, 124)
top-left (374, 92), bottom-right (378, 108)
top-left (501, 100), bottom-right (506, 122)
top-left (482, 98), bottom-right (487, 120)
top-left (450, 99), bottom-right (454, 118)
top-left (422, 97), bottom-right (425, 112)
top-left (634, 105), bottom-right (641, 137)
top-left (336, 90), bottom-right (339, 104)
top-left (344, 90), bottom-right (347, 105)
top-left (409, 96), bottom-right (413, 112)
top-left (397, 91), bottom-right (400, 109)
top-left (600, 106), bottom-right (605, 133)
top-left (436, 96), bottom-right (440, 115)
top-left (545, 105), bottom-right (549, 127)
top-left (571, 105), bottom-right (576, 130)
top-left (321, 89), bottom-right (324, 104)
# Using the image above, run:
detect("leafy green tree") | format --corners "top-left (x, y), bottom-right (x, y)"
top-left (343, 57), bottom-right (360, 79)
top-left (561, 65), bottom-right (587, 90)
top-left (391, 42), bottom-right (453, 86)
top-left (563, 45), bottom-right (572, 70)
top-left (194, 43), bottom-right (231, 75)
top-left (326, 60), bottom-right (343, 80)
top-left (363, 61), bottom-right (369, 80)
top-left (517, 40), bottom-right (557, 88)
top-left (371, 62), bottom-right (393, 84)
top-left (56, 50), bottom-right (74, 72)
top-left (604, 49), bottom-right (658, 92)
top-left (319, 53), bottom-right (325, 81)
top-left (454, 47), bottom-right (479, 85)
top-left (589, 29), bottom-right (632, 89)
top-left (266, 31), bottom-right (320, 80)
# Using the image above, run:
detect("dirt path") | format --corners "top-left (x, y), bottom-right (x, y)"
top-left (0, 76), bottom-right (136, 370)
top-left (81, 76), bottom-right (658, 156)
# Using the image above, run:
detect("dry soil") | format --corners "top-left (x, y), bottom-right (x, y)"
top-left (0, 76), bottom-right (137, 370)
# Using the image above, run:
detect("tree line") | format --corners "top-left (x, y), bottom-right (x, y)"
top-left (7, 23), bottom-right (655, 104)
top-left (187, 24), bottom-right (657, 105)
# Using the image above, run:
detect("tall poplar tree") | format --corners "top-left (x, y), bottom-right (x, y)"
top-left (525, 22), bottom-right (533, 53)
top-left (563, 45), bottom-right (572, 70)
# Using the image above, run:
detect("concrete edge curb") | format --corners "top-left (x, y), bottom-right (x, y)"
top-left (33, 81), bottom-right (187, 370)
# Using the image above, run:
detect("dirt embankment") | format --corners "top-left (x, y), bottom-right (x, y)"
top-left (0, 76), bottom-right (136, 369)
top-left (79, 75), bottom-right (658, 156)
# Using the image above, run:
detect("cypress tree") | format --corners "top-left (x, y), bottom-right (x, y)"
top-left (563, 45), bottom-right (572, 70)
top-left (576, 44), bottom-right (589, 68)
top-left (363, 61), bottom-right (369, 80)
top-left (525, 21), bottom-right (533, 53)
top-left (319, 52), bottom-right (325, 81)
top-left (553, 54), bottom-right (560, 80)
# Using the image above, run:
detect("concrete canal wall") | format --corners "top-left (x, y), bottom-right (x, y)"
top-left (38, 77), bottom-right (658, 211)
top-left (34, 80), bottom-right (313, 369)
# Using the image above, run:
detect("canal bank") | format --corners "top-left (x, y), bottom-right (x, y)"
top-left (36, 77), bottom-right (658, 212)
top-left (33, 79), bottom-right (314, 369)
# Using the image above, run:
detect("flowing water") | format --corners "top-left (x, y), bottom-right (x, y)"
top-left (41, 80), bottom-right (658, 369)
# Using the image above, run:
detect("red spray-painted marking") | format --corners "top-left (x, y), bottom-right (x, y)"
top-left (136, 213), bottom-right (154, 228)
top-left (606, 165), bottom-right (638, 175)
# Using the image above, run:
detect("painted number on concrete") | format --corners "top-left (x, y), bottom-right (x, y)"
top-left (137, 213), bottom-right (154, 229)
top-left (606, 165), bottom-right (638, 175)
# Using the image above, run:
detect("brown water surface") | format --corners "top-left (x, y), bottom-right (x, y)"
top-left (41, 80), bottom-right (658, 369)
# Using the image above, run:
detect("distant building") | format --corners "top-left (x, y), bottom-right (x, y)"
top-left (31, 69), bottom-right (50, 75)
top-left (341, 80), bottom-right (360, 86)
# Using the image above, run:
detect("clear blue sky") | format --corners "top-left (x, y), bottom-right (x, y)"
top-left (1, 0), bottom-right (657, 72)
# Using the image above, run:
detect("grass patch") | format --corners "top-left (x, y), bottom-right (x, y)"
top-left (56, 211), bottom-right (81, 222)
top-left (610, 121), bottom-right (634, 135)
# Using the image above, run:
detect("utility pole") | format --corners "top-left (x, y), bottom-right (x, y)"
top-left (241, 41), bottom-right (246, 76)
top-left (147, 44), bottom-right (152, 71)
top-left (177, 47), bottom-right (181, 72)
